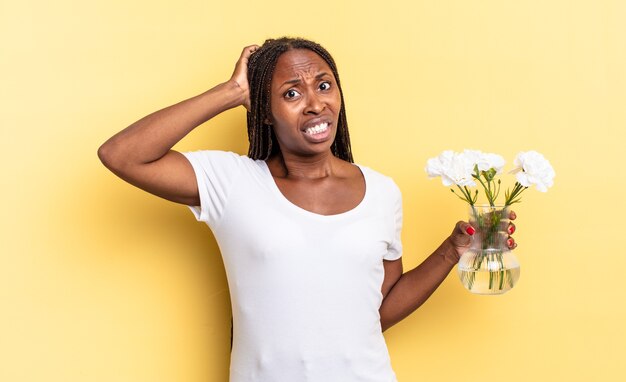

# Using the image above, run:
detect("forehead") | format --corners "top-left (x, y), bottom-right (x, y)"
top-left (272, 49), bottom-right (333, 83)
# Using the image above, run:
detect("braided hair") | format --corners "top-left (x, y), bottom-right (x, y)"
top-left (246, 37), bottom-right (354, 163)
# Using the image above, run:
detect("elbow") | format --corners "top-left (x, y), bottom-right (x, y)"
top-left (97, 141), bottom-right (115, 169)
top-left (97, 139), bottom-right (126, 173)
top-left (381, 321), bottom-right (390, 333)
top-left (380, 316), bottom-right (398, 333)
top-left (379, 307), bottom-right (396, 333)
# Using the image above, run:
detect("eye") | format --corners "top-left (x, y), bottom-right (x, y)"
top-left (284, 89), bottom-right (301, 99)
top-left (319, 81), bottom-right (331, 91)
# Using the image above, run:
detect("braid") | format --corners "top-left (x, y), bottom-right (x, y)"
top-left (246, 37), bottom-right (354, 163)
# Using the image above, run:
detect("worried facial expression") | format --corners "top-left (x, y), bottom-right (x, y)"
top-left (268, 49), bottom-right (342, 158)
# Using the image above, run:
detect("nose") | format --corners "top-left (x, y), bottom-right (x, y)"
top-left (304, 91), bottom-right (324, 115)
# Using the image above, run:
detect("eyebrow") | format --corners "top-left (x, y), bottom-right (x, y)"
top-left (280, 72), bottom-right (330, 87)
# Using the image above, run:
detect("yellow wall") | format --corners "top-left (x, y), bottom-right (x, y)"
top-left (2, 0), bottom-right (624, 381)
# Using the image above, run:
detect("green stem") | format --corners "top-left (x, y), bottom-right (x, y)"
top-left (475, 176), bottom-right (492, 205)
top-left (505, 182), bottom-right (528, 206)
top-left (493, 180), bottom-right (501, 202)
top-left (454, 185), bottom-right (474, 205)
top-left (498, 253), bottom-right (505, 290)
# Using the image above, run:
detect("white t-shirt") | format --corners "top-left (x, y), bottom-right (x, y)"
top-left (184, 150), bottom-right (403, 382)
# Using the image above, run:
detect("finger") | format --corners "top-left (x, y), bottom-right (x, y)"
top-left (509, 210), bottom-right (517, 220)
top-left (242, 44), bottom-right (260, 58)
top-left (466, 225), bottom-right (475, 236)
top-left (235, 45), bottom-right (260, 70)
top-left (507, 222), bottom-right (516, 235)
top-left (506, 237), bottom-right (517, 250)
top-left (242, 44), bottom-right (259, 53)
top-left (455, 221), bottom-right (475, 236)
top-left (450, 221), bottom-right (474, 248)
top-left (233, 45), bottom-right (259, 79)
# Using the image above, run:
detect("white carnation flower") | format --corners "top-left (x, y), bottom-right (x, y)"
top-left (463, 149), bottom-right (505, 173)
top-left (510, 151), bottom-right (555, 192)
top-left (426, 150), bottom-right (476, 187)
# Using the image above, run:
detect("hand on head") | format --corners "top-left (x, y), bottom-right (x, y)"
top-left (230, 44), bottom-right (259, 111)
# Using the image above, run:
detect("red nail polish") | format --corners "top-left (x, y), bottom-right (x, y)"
top-left (508, 224), bottom-right (516, 235)
top-left (507, 237), bottom-right (515, 248)
top-left (466, 226), bottom-right (475, 235)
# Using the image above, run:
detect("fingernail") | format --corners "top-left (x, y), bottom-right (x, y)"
top-left (509, 211), bottom-right (517, 220)
top-left (466, 226), bottom-right (475, 235)
top-left (507, 237), bottom-right (515, 248)
top-left (508, 223), bottom-right (516, 235)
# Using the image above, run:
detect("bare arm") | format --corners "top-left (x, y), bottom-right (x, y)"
top-left (379, 213), bottom-right (516, 331)
top-left (97, 45), bottom-right (259, 205)
top-left (379, 232), bottom-right (465, 332)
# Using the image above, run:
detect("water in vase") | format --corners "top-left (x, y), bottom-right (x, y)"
top-left (458, 266), bottom-right (520, 294)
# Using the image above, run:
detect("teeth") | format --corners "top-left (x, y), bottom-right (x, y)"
top-left (305, 122), bottom-right (328, 135)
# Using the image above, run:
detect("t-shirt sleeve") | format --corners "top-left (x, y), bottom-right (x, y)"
top-left (182, 150), bottom-right (245, 225)
top-left (384, 182), bottom-right (403, 261)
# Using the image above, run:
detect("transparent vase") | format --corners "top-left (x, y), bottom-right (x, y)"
top-left (457, 205), bottom-right (520, 295)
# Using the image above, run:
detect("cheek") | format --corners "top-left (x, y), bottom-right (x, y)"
top-left (329, 90), bottom-right (342, 110)
top-left (269, 100), bottom-right (299, 126)
top-left (268, 110), bottom-right (294, 141)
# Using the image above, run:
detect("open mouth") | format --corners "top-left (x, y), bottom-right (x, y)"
top-left (303, 122), bottom-right (329, 136)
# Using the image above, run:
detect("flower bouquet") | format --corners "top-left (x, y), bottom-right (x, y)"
top-left (425, 150), bottom-right (555, 294)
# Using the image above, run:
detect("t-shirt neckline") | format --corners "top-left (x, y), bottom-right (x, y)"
top-left (259, 160), bottom-right (369, 219)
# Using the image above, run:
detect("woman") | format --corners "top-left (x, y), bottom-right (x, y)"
top-left (99, 37), bottom-right (516, 382)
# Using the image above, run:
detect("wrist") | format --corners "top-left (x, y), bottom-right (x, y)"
top-left (439, 238), bottom-right (461, 266)
top-left (201, 80), bottom-right (246, 111)
top-left (224, 79), bottom-right (248, 107)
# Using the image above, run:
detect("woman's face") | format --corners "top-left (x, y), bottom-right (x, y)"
top-left (268, 49), bottom-right (341, 158)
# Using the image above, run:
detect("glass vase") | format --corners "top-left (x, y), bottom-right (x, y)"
top-left (457, 205), bottom-right (520, 295)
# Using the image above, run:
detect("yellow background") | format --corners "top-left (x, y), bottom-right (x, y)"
top-left (2, 0), bottom-right (625, 381)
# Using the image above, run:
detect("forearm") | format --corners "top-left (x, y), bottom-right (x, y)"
top-left (99, 80), bottom-right (245, 167)
top-left (380, 238), bottom-right (459, 331)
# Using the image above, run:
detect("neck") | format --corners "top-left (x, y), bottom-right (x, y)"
top-left (268, 150), bottom-right (337, 179)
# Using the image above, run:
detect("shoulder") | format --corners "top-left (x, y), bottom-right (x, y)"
top-left (183, 150), bottom-right (250, 162)
top-left (181, 150), bottom-right (268, 188)
top-left (357, 164), bottom-right (401, 196)
top-left (182, 150), bottom-right (262, 170)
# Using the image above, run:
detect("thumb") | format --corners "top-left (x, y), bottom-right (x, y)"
top-left (450, 221), bottom-right (474, 248)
